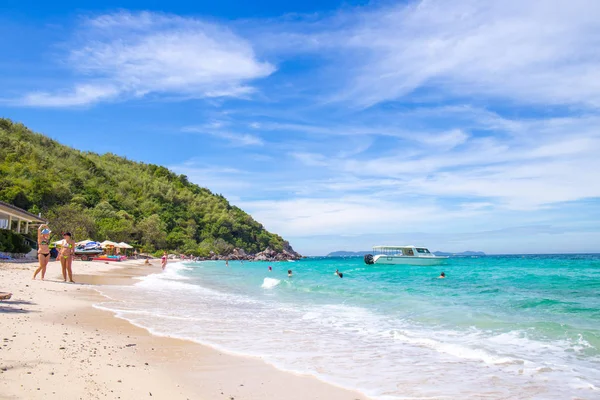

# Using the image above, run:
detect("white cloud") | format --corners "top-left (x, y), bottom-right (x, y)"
top-left (289, 113), bottom-right (600, 210)
top-left (182, 124), bottom-right (264, 146)
top-left (20, 11), bottom-right (275, 107)
top-left (239, 197), bottom-right (446, 236)
top-left (298, 0), bottom-right (600, 108)
top-left (19, 84), bottom-right (119, 107)
top-left (169, 163), bottom-right (254, 197)
top-left (290, 152), bottom-right (329, 166)
top-left (247, 120), bottom-right (468, 150)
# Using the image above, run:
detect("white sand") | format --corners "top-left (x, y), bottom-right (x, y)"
top-left (0, 260), bottom-right (368, 400)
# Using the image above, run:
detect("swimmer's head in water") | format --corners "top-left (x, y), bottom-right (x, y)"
top-left (339, 273), bottom-right (343, 278)
top-left (440, 272), bottom-right (445, 277)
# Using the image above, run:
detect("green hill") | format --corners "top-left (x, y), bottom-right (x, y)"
top-left (0, 118), bottom-right (290, 256)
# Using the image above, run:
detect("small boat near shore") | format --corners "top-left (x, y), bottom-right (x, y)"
top-left (364, 245), bottom-right (448, 266)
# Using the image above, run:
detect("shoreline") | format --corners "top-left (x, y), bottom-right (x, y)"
top-left (0, 259), bottom-right (369, 400)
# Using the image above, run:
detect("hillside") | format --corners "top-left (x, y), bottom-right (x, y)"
top-left (0, 118), bottom-right (292, 256)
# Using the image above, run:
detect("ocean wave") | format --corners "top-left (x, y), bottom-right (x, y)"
top-left (261, 277), bottom-right (281, 289)
top-left (392, 330), bottom-right (519, 365)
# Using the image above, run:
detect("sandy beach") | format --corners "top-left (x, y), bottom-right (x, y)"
top-left (0, 259), bottom-right (368, 400)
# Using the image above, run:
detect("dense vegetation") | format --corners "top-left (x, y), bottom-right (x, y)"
top-left (0, 229), bottom-right (31, 254)
top-left (0, 118), bottom-right (288, 255)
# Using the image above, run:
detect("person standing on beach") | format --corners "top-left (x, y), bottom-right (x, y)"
top-left (32, 224), bottom-right (51, 280)
top-left (59, 232), bottom-right (75, 283)
top-left (161, 251), bottom-right (167, 270)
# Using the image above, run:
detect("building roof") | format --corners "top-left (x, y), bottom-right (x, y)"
top-left (0, 200), bottom-right (46, 223)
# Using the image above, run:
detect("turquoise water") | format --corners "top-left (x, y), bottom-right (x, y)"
top-left (97, 255), bottom-right (600, 399)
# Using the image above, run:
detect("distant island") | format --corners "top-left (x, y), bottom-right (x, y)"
top-left (327, 250), bottom-right (486, 257)
top-left (432, 251), bottom-right (486, 256)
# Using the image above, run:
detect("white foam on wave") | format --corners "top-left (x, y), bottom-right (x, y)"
top-left (160, 261), bottom-right (193, 280)
top-left (392, 331), bottom-right (518, 365)
top-left (261, 277), bottom-right (281, 289)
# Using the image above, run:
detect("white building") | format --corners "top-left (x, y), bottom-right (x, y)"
top-left (0, 200), bottom-right (45, 233)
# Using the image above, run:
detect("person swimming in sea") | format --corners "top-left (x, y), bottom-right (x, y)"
top-left (288, 269), bottom-right (292, 277)
top-left (59, 232), bottom-right (75, 283)
top-left (268, 266), bottom-right (272, 271)
top-left (438, 272), bottom-right (446, 279)
top-left (33, 224), bottom-right (51, 280)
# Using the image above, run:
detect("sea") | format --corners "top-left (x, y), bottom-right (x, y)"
top-left (95, 255), bottom-right (600, 399)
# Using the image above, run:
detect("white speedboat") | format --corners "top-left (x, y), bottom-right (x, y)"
top-left (364, 245), bottom-right (448, 266)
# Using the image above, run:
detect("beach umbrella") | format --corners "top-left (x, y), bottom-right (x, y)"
top-left (100, 240), bottom-right (119, 248)
top-left (53, 239), bottom-right (67, 247)
top-left (117, 242), bottom-right (133, 256)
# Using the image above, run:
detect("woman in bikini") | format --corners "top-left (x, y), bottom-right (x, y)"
top-left (60, 232), bottom-right (75, 283)
top-left (32, 224), bottom-right (51, 280)
top-left (161, 251), bottom-right (167, 270)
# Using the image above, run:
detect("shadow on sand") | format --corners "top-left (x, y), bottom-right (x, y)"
top-left (0, 299), bottom-right (37, 314)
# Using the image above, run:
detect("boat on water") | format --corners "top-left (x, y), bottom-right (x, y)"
top-left (364, 245), bottom-right (448, 266)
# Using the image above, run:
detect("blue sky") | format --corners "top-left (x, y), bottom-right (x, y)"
top-left (2, 0), bottom-right (600, 255)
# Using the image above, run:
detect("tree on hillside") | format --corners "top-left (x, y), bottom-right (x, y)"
top-left (45, 204), bottom-right (97, 241)
top-left (138, 214), bottom-right (167, 251)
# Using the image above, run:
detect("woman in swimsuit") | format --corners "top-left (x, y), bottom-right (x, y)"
top-left (161, 251), bottom-right (167, 270)
top-left (32, 224), bottom-right (51, 280)
top-left (60, 232), bottom-right (75, 283)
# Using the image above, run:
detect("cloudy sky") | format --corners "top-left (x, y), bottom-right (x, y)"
top-left (2, 0), bottom-right (600, 255)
